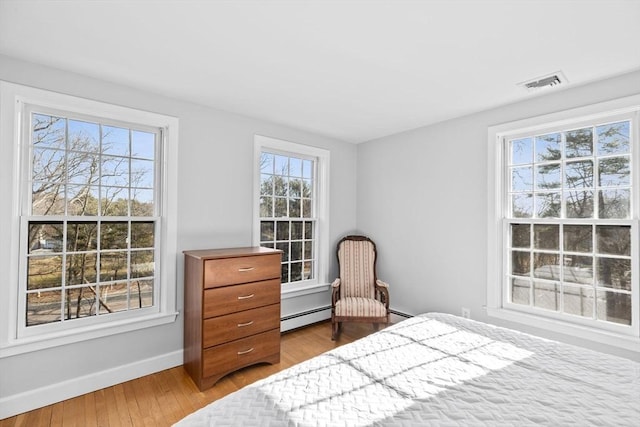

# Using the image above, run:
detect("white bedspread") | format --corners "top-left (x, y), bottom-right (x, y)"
top-left (175, 313), bottom-right (640, 426)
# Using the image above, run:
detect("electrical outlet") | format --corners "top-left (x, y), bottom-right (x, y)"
top-left (461, 307), bottom-right (471, 319)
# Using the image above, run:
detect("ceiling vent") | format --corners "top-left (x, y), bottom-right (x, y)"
top-left (518, 71), bottom-right (567, 92)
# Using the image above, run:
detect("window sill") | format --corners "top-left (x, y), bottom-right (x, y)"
top-left (0, 311), bottom-right (178, 358)
top-left (486, 307), bottom-right (640, 354)
top-left (281, 282), bottom-right (331, 299)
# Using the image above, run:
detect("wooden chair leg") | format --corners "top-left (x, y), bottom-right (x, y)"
top-left (331, 319), bottom-right (338, 340)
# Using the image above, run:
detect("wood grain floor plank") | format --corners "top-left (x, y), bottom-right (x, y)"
top-left (0, 321), bottom-right (379, 426)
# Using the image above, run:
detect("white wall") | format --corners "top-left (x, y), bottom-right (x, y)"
top-left (357, 69), bottom-right (640, 361)
top-left (0, 54), bottom-right (357, 416)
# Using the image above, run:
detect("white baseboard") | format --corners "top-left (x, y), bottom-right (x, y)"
top-left (0, 350), bottom-right (183, 419)
top-left (281, 307), bottom-right (331, 332)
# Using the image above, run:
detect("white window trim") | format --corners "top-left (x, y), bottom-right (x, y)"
top-left (253, 134), bottom-right (330, 296)
top-left (487, 94), bottom-right (640, 353)
top-left (0, 81), bottom-right (179, 358)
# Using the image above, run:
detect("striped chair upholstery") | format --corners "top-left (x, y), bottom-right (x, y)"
top-left (331, 235), bottom-right (390, 340)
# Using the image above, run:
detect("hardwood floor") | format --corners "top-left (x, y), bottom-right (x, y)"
top-left (0, 321), bottom-right (383, 427)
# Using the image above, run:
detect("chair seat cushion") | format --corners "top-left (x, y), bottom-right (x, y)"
top-left (334, 297), bottom-right (387, 318)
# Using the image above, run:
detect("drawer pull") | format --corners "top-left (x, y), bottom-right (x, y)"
top-left (237, 294), bottom-right (255, 300)
top-left (237, 321), bottom-right (254, 327)
top-left (237, 347), bottom-right (254, 355)
top-left (238, 267), bottom-right (255, 272)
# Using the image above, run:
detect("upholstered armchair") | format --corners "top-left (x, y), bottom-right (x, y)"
top-left (331, 235), bottom-right (390, 340)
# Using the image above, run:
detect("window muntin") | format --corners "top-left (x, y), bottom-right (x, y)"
top-left (259, 151), bottom-right (316, 284)
top-left (22, 109), bottom-right (159, 329)
top-left (505, 119), bottom-right (634, 328)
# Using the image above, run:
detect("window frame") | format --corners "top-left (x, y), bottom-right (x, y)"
top-left (0, 81), bottom-right (179, 357)
top-left (253, 135), bottom-right (330, 297)
top-left (487, 94), bottom-right (640, 352)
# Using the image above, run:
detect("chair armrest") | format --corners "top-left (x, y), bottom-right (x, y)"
top-left (375, 279), bottom-right (390, 308)
top-left (331, 278), bottom-right (341, 306)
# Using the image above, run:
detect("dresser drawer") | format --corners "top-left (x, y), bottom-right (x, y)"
top-left (202, 329), bottom-right (280, 378)
top-left (204, 254), bottom-right (281, 288)
top-left (203, 278), bottom-right (280, 318)
top-left (203, 304), bottom-right (280, 348)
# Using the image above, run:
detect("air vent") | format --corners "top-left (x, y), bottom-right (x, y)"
top-left (518, 71), bottom-right (567, 91)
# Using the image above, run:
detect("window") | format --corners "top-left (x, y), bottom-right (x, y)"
top-left (487, 96), bottom-right (640, 350)
top-left (0, 82), bottom-right (178, 356)
top-left (253, 135), bottom-right (329, 292)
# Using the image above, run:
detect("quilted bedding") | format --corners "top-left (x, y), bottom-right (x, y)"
top-left (175, 313), bottom-right (640, 426)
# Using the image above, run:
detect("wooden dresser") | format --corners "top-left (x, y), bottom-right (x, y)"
top-left (183, 247), bottom-right (282, 390)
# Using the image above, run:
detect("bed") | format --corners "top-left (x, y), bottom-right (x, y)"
top-left (175, 313), bottom-right (640, 426)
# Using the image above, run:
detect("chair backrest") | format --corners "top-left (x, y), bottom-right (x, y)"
top-left (337, 235), bottom-right (377, 299)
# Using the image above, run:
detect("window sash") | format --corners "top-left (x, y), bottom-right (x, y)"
top-left (496, 108), bottom-right (639, 336)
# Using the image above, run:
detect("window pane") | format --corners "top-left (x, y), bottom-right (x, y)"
top-left (563, 285), bottom-right (594, 318)
top-left (533, 281), bottom-right (559, 311)
top-left (535, 192), bottom-right (561, 218)
top-left (290, 262), bottom-right (303, 282)
top-left (510, 138), bottom-right (532, 165)
top-left (533, 253), bottom-right (560, 280)
top-left (274, 155), bottom-right (289, 175)
top-left (69, 119), bottom-right (100, 153)
top-left (33, 114), bottom-right (65, 150)
top-left (302, 160), bottom-right (313, 179)
top-left (511, 224), bottom-right (530, 248)
top-left (102, 222), bottom-right (128, 250)
top-left (32, 181), bottom-right (65, 215)
top-left (563, 255), bottom-right (593, 284)
top-left (596, 225), bottom-right (630, 256)
top-left (67, 185), bottom-right (100, 216)
top-left (599, 189), bottom-right (630, 219)
top-left (260, 153), bottom-right (274, 174)
top-left (597, 258), bottom-right (631, 291)
top-left (27, 256), bottom-right (62, 290)
top-left (131, 250), bottom-right (154, 278)
top-left (302, 199), bottom-right (312, 218)
top-left (291, 241), bottom-right (302, 261)
top-left (260, 174), bottom-right (273, 196)
top-left (512, 194), bottom-right (533, 218)
top-left (511, 166), bottom-right (533, 191)
top-left (131, 222), bottom-right (154, 248)
top-left (291, 221), bottom-right (303, 240)
top-left (289, 179), bottom-right (302, 197)
top-left (274, 198), bottom-right (287, 217)
top-left (276, 221), bottom-right (289, 240)
top-left (65, 286), bottom-right (97, 320)
top-left (290, 199), bottom-right (301, 217)
top-left (102, 125), bottom-right (129, 157)
top-left (260, 196), bottom-right (273, 217)
top-left (100, 252), bottom-right (128, 281)
top-left (101, 186), bottom-right (128, 216)
top-left (289, 158), bottom-right (302, 177)
top-left (563, 225), bottom-right (592, 253)
top-left (304, 240), bottom-right (313, 260)
top-left (66, 253), bottom-right (98, 285)
top-left (302, 179), bottom-right (312, 197)
top-left (303, 261), bottom-right (312, 280)
top-left (29, 222), bottom-right (63, 254)
top-left (27, 290), bottom-right (62, 326)
top-left (101, 155), bottom-right (129, 187)
top-left (281, 263), bottom-right (289, 283)
top-left (596, 121), bottom-right (629, 156)
top-left (260, 221), bottom-right (274, 241)
top-left (534, 225), bottom-right (558, 250)
top-left (511, 251), bottom-right (530, 276)
top-left (131, 130), bottom-right (155, 160)
top-left (131, 279), bottom-right (153, 309)
top-left (565, 191), bottom-right (593, 218)
top-left (131, 188), bottom-right (154, 216)
top-left (596, 290), bottom-right (631, 325)
top-left (535, 133), bottom-right (561, 162)
top-left (511, 278), bottom-right (530, 305)
top-left (304, 221), bottom-right (313, 239)
top-left (276, 242), bottom-right (289, 261)
top-left (67, 151), bottom-right (100, 185)
top-left (535, 164), bottom-right (561, 189)
top-left (99, 281), bottom-right (128, 314)
top-left (273, 176), bottom-right (287, 197)
top-left (565, 127), bottom-right (593, 158)
top-left (598, 156), bottom-right (629, 187)
top-left (131, 159), bottom-right (154, 188)
top-left (32, 147), bottom-right (65, 183)
top-left (565, 161), bottom-right (593, 188)
top-left (66, 221), bottom-right (98, 252)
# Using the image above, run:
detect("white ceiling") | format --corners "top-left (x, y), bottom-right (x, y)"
top-left (1, 0), bottom-right (639, 143)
